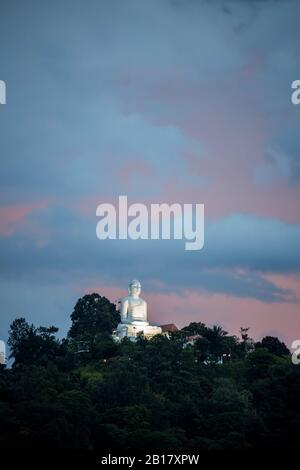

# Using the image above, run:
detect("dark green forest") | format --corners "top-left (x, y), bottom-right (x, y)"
top-left (0, 293), bottom-right (299, 452)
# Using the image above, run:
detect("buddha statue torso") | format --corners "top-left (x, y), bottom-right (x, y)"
top-left (114, 279), bottom-right (162, 341)
top-left (118, 280), bottom-right (149, 326)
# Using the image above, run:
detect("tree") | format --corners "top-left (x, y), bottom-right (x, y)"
top-left (204, 325), bottom-right (228, 359)
top-left (257, 336), bottom-right (290, 357)
top-left (2, 303), bottom-right (300, 452)
top-left (68, 293), bottom-right (120, 355)
top-left (194, 337), bottom-right (210, 362)
top-left (245, 348), bottom-right (277, 380)
top-left (239, 327), bottom-right (255, 356)
top-left (181, 322), bottom-right (208, 337)
top-left (8, 318), bottom-right (61, 366)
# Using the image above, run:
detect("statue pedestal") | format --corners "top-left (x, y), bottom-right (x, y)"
top-left (114, 322), bottom-right (162, 342)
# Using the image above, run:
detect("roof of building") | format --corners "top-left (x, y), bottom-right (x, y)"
top-left (185, 334), bottom-right (203, 342)
top-left (160, 323), bottom-right (179, 333)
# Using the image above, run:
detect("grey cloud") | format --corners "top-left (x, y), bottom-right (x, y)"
top-left (0, 207), bottom-right (299, 303)
top-left (256, 128), bottom-right (300, 186)
top-left (1, 0), bottom-right (300, 347)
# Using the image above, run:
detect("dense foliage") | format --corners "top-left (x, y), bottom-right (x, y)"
top-left (0, 293), bottom-right (299, 451)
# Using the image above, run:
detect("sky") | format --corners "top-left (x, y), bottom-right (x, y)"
top-left (0, 0), bottom-right (299, 349)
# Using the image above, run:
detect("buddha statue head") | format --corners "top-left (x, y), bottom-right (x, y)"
top-left (128, 279), bottom-right (141, 298)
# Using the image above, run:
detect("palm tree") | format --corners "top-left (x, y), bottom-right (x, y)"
top-left (204, 325), bottom-right (228, 359)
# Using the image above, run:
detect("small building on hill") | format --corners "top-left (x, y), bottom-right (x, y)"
top-left (160, 324), bottom-right (179, 337)
top-left (184, 334), bottom-right (203, 345)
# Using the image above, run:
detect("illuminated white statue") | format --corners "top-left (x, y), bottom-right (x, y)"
top-left (114, 280), bottom-right (162, 341)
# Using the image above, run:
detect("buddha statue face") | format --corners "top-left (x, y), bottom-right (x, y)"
top-left (128, 279), bottom-right (141, 297)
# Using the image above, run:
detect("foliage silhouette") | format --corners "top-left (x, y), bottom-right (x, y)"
top-left (0, 294), bottom-right (299, 451)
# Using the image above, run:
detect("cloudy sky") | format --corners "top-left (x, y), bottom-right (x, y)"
top-left (0, 0), bottom-right (299, 347)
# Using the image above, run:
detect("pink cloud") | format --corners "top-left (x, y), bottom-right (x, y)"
top-left (0, 200), bottom-right (48, 236)
top-left (80, 274), bottom-right (300, 348)
top-left (146, 284), bottom-right (300, 348)
top-left (238, 55), bottom-right (266, 80)
top-left (117, 64), bottom-right (300, 223)
top-left (117, 160), bottom-right (155, 187)
top-left (153, 100), bottom-right (300, 223)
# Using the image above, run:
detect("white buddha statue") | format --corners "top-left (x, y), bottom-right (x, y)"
top-left (115, 280), bottom-right (162, 341)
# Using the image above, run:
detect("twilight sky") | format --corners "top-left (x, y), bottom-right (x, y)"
top-left (0, 0), bottom-right (299, 347)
